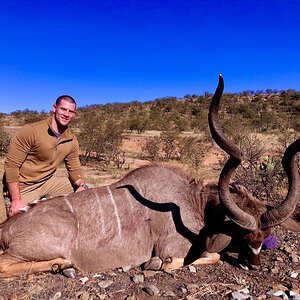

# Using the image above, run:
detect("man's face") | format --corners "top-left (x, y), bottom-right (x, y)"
top-left (52, 99), bottom-right (76, 127)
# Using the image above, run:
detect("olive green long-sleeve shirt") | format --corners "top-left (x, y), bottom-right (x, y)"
top-left (4, 117), bottom-right (84, 188)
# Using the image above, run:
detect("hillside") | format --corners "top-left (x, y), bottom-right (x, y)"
top-left (1, 89), bottom-right (300, 133)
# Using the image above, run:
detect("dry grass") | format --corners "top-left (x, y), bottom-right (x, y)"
top-left (0, 131), bottom-right (282, 189)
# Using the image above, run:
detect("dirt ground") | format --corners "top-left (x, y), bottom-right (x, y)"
top-left (0, 226), bottom-right (299, 300)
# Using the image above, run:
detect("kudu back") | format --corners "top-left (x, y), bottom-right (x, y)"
top-left (1, 75), bottom-right (300, 277)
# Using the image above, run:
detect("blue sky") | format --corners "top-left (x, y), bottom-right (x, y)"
top-left (0, 0), bottom-right (299, 113)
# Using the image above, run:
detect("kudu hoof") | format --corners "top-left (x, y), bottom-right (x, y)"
top-left (51, 264), bottom-right (60, 273)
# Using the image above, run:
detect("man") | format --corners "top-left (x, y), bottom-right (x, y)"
top-left (2, 95), bottom-right (88, 218)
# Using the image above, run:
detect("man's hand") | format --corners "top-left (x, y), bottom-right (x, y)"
top-left (74, 180), bottom-right (89, 193)
top-left (9, 199), bottom-right (26, 217)
top-left (6, 182), bottom-right (26, 217)
top-left (75, 186), bottom-right (86, 193)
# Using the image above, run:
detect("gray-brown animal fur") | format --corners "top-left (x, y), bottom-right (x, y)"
top-left (1, 75), bottom-right (300, 277)
top-left (0, 166), bottom-right (217, 273)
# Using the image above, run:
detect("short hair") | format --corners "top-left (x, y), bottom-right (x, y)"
top-left (55, 95), bottom-right (77, 108)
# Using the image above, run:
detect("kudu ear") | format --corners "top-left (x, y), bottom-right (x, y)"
top-left (205, 220), bottom-right (234, 252)
top-left (206, 232), bottom-right (232, 252)
top-left (280, 218), bottom-right (300, 232)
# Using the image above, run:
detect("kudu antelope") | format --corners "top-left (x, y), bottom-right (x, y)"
top-left (0, 75), bottom-right (300, 277)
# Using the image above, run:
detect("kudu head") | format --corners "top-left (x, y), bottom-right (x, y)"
top-left (206, 75), bottom-right (300, 269)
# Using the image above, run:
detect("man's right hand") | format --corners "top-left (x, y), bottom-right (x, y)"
top-left (6, 182), bottom-right (26, 217)
top-left (9, 199), bottom-right (26, 217)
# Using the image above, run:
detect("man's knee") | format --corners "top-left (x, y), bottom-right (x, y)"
top-left (42, 176), bottom-right (74, 198)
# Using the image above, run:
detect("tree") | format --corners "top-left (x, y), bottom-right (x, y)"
top-left (141, 136), bottom-right (161, 161)
top-left (78, 114), bottom-right (124, 168)
top-left (160, 131), bottom-right (180, 160)
top-left (230, 134), bottom-right (286, 203)
top-left (178, 136), bottom-right (209, 171)
top-left (126, 116), bottom-right (147, 133)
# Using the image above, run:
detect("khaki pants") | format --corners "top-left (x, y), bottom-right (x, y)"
top-left (1, 174), bottom-right (74, 222)
top-left (0, 194), bottom-right (6, 224)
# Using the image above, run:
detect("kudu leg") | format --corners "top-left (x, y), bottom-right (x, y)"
top-left (162, 252), bottom-right (220, 270)
top-left (0, 255), bottom-right (73, 277)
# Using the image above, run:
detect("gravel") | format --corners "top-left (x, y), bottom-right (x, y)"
top-left (0, 227), bottom-right (299, 300)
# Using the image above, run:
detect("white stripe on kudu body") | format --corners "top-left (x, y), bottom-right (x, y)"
top-left (92, 190), bottom-right (106, 235)
top-left (64, 196), bottom-right (79, 249)
top-left (106, 186), bottom-right (122, 239)
top-left (64, 196), bottom-right (75, 214)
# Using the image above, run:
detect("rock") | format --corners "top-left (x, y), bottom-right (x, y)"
top-left (270, 267), bottom-right (279, 274)
top-left (143, 270), bottom-right (158, 277)
top-left (281, 245), bottom-right (292, 254)
top-left (98, 280), bottom-right (114, 289)
top-left (119, 265), bottom-right (132, 272)
top-left (267, 290), bottom-right (289, 299)
top-left (62, 268), bottom-right (76, 278)
top-left (161, 290), bottom-right (176, 297)
top-left (273, 291), bottom-right (288, 298)
top-left (230, 291), bottom-right (253, 300)
top-left (144, 256), bottom-right (162, 270)
top-left (107, 270), bottom-right (117, 276)
top-left (186, 284), bottom-right (199, 293)
top-left (257, 295), bottom-right (267, 299)
top-left (50, 292), bottom-right (62, 300)
top-left (144, 284), bottom-right (160, 296)
top-left (186, 296), bottom-right (197, 300)
top-left (286, 290), bottom-right (297, 298)
top-left (93, 273), bottom-right (105, 279)
top-left (288, 271), bottom-right (299, 278)
top-left (287, 291), bottom-right (300, 299)
top-left (178, 286), bottom-right (187, 293)
top-left (188, 265), bottom-right (196, 273)
top-left (290, 254), bottom-right (299, 263)
top-left (238, 287), bottom-right (250, 294)
top-left (131, 274), bottom-right (144, 283)
top-left (79, 276), bottom-right (89, 284)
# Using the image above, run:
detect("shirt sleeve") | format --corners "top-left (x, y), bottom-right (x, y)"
top-left (64, 136), bottom-right (85, 183)
top-left (4, 125), bottom-right (35, 183)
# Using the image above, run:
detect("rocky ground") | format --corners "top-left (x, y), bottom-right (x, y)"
top-left (0, 227), bottom-right (299, 300)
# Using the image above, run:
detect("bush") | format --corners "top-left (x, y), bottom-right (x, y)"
top-left (178, 136), bottom-right (210, 171)
top-left (229, 134), bottom-right (289, 203)
top-left (78, 115), bottom-right (124, 168)
top-left (141, 136), bottom-right (161, 161)
top-left (0, 126), bottom-right (10, 156)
